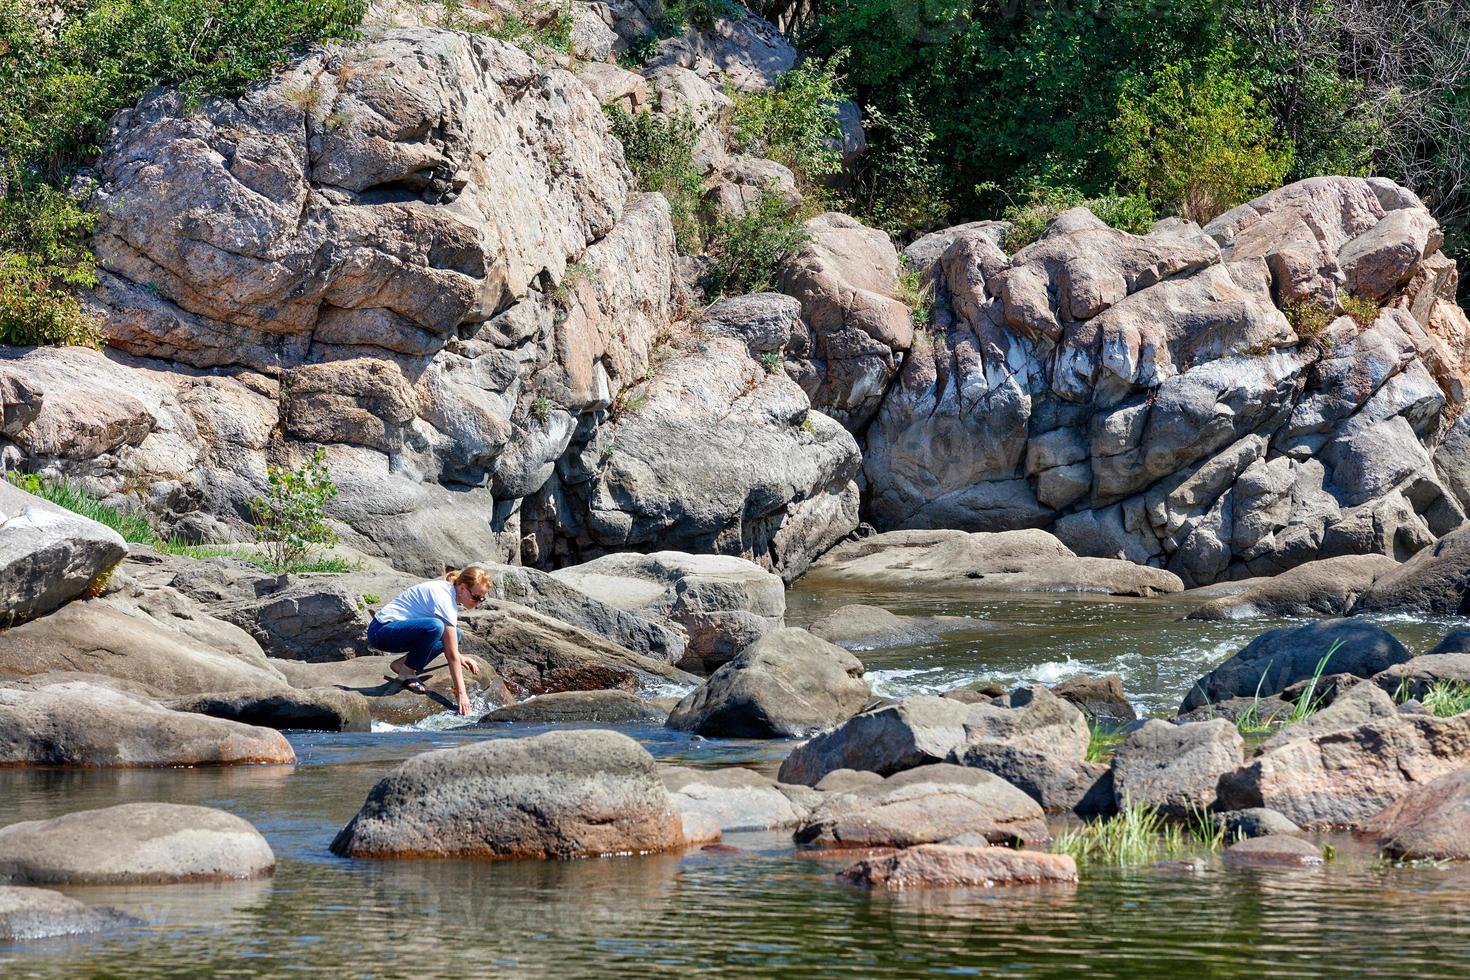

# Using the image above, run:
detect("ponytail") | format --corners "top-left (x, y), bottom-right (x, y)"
top-left (444, 566), bottom-right (492, 590)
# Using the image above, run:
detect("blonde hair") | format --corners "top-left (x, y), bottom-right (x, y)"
top-left (443, 567), bottom-right (492, 590)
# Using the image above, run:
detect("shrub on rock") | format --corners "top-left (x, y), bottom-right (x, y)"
top-left (0, 803), bottom-right (274, 884)
top-left (330, 730), bottom-right (686, 860)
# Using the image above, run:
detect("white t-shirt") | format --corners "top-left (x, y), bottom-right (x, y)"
top-left (376, 580), bottom-right (458, 627)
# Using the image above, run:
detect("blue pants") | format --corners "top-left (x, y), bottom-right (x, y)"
top-left (367, 617), bottom-right (461, 672)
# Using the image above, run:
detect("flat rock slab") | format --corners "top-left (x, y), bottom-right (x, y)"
top-left (806, 603), bottom-right (998, 651)
top-left (0, 886), bottom-right (135, 942)
top-left (1184, 554), bottom-right (1399, 620)
top-left (270, 654), bottom-right (512, 726)
top-left (662, 767), bottom-right (814, 833)
top-left (837, 845), bottom-right (1078, 889)
top-left (0, 682), bottom-right (296, 767)
top-left (480, 690), bottom-right (668, 725)
top-left (330, 729), bottom-right (686, 860)
top-left (795, 764), bottom-right (1049, 849)
top-left (0, 803), bottom-right (275, 885)
top-left (168, 687), bottom-right (371, 732)
top-left (1222, 835), bottom-right (1324, 867)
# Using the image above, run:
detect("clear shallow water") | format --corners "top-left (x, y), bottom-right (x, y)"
top-left (6, 590), bottom-right (1470, 977)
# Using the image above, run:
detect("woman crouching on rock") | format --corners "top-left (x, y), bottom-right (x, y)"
top-left (368, 567), bottom-right (489, 716)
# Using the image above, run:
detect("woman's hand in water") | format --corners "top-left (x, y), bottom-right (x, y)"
top-left (456, 690), bottom-right (473, 716)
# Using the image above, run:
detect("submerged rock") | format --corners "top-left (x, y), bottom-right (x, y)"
top-left (0, 887), bottom-right (134, 942)
top-left (1180, 619), bottom-right (1412, 712)
top-left (330, 730), bottom-right (686, 860)
top-left (0, 479), bottom-right (126, 626)
top-left (0, 683), bottom-right (296, 767)
top-left (1219, 808), bottom-right (1304, 840)
top-left (795, 764), bottom-right (1049, 849)
top-left (0, 803), bottom-right (275, 884)
top-left (666, 628), bottom-right (869, 738)
top-left (806, 603), bottom-right (996, 651)
top-left (1221, 835), bottom-right (1324, 867)
top-left (836, 845), bottom-right (1078, 889)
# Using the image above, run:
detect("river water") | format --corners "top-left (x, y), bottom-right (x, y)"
top-left (5, 587), bottom-right (1470, 977)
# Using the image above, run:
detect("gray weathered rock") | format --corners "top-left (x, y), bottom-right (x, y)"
top-left (795, 764), bottom-right (1049, 848)
top-left (662, 766), bottom-right (812, 833)
top-left (551, 551), bottom-right (786, 673)
top-left (1052, 674), bottom-right (1137, 726)
top-left (0, 479), bottom-right (126, 625)
top-left (836, 845), bottom-right (1077, 889)
top-left (1219, 808), bottom-right (1303, 840)
top-left (330, 730), bottom-right (687, 859)
top-left (1111, 719), bottom-right (1243, 816)
top-left (0, 804), bottom-right (275, 884)
top-left (805, 529), bottom-right (1183, 597)
top-left (0, 886), bottom-right (134, 942)
top-left (1184, 554), bottom-right (1399, 620)
top-left (958, 747), bottom-right (1115, 817)
top-left (1365, 766), bottom-right (1470, 860)
top-left (1180, 619), bottom-right (1412, 712)
top-left (1221, 835), bottom-right (1324, 867)
top-left (1352, 526), bottom-right (1470, 615)
top-left (271, 654), bottom-right (511, 726)
top-left (1216, 703), bottom-right (1470, 828)
top-left (0, 683), bottom-right (296, 767)
top-left (806, 603), bottom-right (996, 651)
top-left (666, 628), bottom-right (869, 738)
top-left (1373, 653), bottom-right (1470, 701)
top-left (167, 686), bottom-right (371, 732)
top-left (479, 690), bottom-right (666, 725)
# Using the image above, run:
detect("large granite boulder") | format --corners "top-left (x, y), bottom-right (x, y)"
top-left (859, 176), bottom-right (1467, 585)
top-left (1180, 619), bottom-right (1413, 712)
top-left (778, 212), bottom-right (913, 432)
top-left (0, 478), bottom-right (126, 625)
top-left (661, 766), bottom-right (814, 833)
top-left (0, 683), bottom-right (296, 767)
top-left (1216, 686), bottom-right (1470, 827)
top-left (1365, 766), bottom-right (1470, 860)
top-left (540, 334), bottom-right (860, 586)
top-left (550, 551), bottom-right (786, 673)
top-left (0, 804), bottom-right (275, 884)
top-left (1184, 554), bottom-right (1399, 620)
top-left (330, 730), bottom-right (686, 859)
top-left (1352, 526), bottom-right (1470, 615)
top-left (167, 686), bottom-right (372, 733)
top-left (795, 764), bottom-right (1049, 848)
top-left (0, 600), bottom-right (287, 697)
top-left (1110, 719), bottom-right (1243, 816)
top-left (804, 529), bottom-right (1183, 597)
top-left (666, 628), bottom-right (869, 738)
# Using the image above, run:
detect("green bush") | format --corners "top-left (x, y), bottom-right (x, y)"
top-left (443, 0), bottom-right (574, 53)
top-left (729, 58), bottom-right (844, 192)
top-left (0, 0), bottom-right (364, 349)
top-left (997, 183), bottom-right (1155, 254)
top-left (249, 447), bottom-right (340, 570)
top-left (703, 189), bottom-right (808, 299)
top-left (1339, 292), bottom-right (1380, 328)
top-left (1110, 60), bottom-right (1293, 223)
top-left (845, 92), bottom-right (950, 235)
top-left (605, 105), bottom-right (705, 253)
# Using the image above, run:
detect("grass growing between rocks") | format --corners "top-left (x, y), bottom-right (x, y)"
top-left (1084, 721), bottom-right (1125, 763)
top-left (1422, 680), bottom-right (1470, 718)
top-left (1052, 802), bottom-right (1232, 867)
top-left (5, 472), bottom-right (352, 574)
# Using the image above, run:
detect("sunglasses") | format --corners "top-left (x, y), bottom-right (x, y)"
top-left (464, 588), bottom-right (489, 603)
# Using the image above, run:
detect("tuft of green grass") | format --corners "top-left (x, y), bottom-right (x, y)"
top-left (1422, 679), bottom-right (1470, 717)
top-left (159, 540), bottom-right (355, 574)
top-left (1339, 291), bottom-right (1380, 328)
top-left (1084, 720), bottom-right (1125, 763)
top-left (1051, 801), bottom-right (1188, 866)
top-left (6, 472), bottom-right (154, 542)
top-left (1284, 300), bottom-right (1334, 342)
top-left (361, 592), bottom-right (380, 605)
top-left (896, 263), bottom-right (932, 328)
top-left (1235, 669), bottom-right (1279, 735)
top-left (760, 350), bottom-right (783, 375)
top-left (1285, 638), bottom-right (1344, 725)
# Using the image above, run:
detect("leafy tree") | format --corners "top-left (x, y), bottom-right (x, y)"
top-left (1110, 60), bottom-right (1294, 222)
top-left (250, 448), bottom-right (340, 571)
top-left (729, 57), bottom-right (845, 192)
